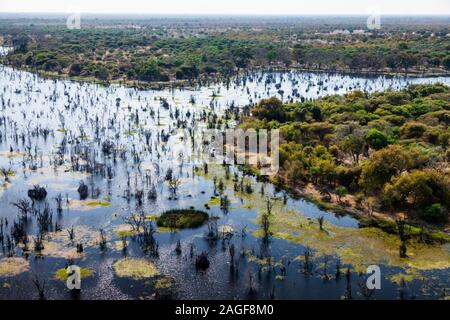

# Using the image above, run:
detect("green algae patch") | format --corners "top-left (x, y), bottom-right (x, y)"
top-left (0, 258), bottom-right (29, 277)
top-left (116, 230), bottom-right (138, 237)
top-left (155, 276), bottom-right (174, 289)
top-left (86, 200), bottom-right (111, 207)
top-left (207, 197), bottom-right (221, 206)
top-left (54, 267), bottom-right (94, 281)
top-left (388, 268), bottom-right (424, 285)
top-left (68, 199), bottom-right (111, 211)
top-left (113, 258), bottom-right (160, 279)
top-left (157, 209), bottom-right (209, 229)
top-left (157, 226), bottom-right (180, 233)
top-left (114, 224), bottom-right (140, 237)
top-left (360, 218), bottom-right (450, 243)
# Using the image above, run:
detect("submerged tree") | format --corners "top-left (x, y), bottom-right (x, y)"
top-left (396, 219), bottom-right (409, 258)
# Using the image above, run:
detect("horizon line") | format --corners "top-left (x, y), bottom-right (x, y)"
top-left (1, 12), bottom-right (450, 17)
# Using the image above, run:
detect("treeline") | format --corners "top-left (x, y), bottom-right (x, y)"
top-left (2, 28), bottom-right (271, 82)
top-left (293, 39), bottom-right (450, 73)
top-left (242, 84), bottom-right (450, 224)
top-left (1, 25), bottom-right (449, 83)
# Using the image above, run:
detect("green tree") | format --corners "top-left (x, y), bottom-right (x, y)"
top-left (383, 169), bottom-right (449, 211)
top-left (335, 186), bottom-right (348, 203)
top-left (340, 134), bottom-right (365, 163)
top-left (252, 97), bottom-right (286, 122)
top-left (422, 204), bottom-right (446, 223)
top-left (443, 56), bottom-right (450, 70)
top-left (69, 63), bottom-right (82, 76)
top-left (359, 145), bottom-right (412, 192)
top-left (364, 129), bottom-right (391, 150)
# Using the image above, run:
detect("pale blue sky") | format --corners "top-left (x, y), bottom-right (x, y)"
top-left (0, 0), bottom-right (449, 15)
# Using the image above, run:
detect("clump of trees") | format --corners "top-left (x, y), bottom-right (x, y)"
top-left (243, 83), bottom-right (450, 225)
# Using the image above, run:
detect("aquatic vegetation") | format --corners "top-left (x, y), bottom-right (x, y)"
top-left (40, 241), bottom-right (83, 259)
top-left (157, 209), bottom-right (209, 229)
top-left (388, 268), bottom-right (423, 285)
top-left (0, 257), bottom-right (29, 277)
top-left (157, 227), bottom-right (179, 233)
top-left (154, 276), bottom-right (175, 289)
top-left (113, 258), bottom-right (160, 279)
top-left (207, 197), bottom-right (221, 206)
top-left (54, 267), bottom-right (95, 281)
top-left (202, 164), bottom-right (450, 273)
top-left (85, 200), bottom-right (111, 207)
top-left (264, 207), bottom-right (450, 273)
top-left (68, 199), bottom-right (111, 211)
top-left (114, 225), bottom-right (140, 238)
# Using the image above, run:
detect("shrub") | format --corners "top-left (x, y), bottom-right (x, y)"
top-left (422, 204), bottom-right (447, 223)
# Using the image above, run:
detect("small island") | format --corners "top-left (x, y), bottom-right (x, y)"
top-left (157, 209), bottom-right (209, 229)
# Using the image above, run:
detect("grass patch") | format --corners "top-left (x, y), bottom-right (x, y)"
top-left (154, 276), bottom-right (174, 289)
top-left (86, 200), bottom-right (111, 207)
top-left (113, 258), bottom-right (160, 279)
top-left (0, 258), bottom-right (29, 277)
top-left (116, 230), bottom-right (138, 237)
top-left (54, 267), bottom-right (94, 281)
top-left (207, 197), bottom-right (220, 206)
top-left (359, 218), bottom-right (450, 243)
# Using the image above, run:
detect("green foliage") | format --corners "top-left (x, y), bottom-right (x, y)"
top-left (252, 97), bottom-right (286, 122)
top-left (383, 169), bottom-right (449, 211)
top-left (422, 204), bottom-right (446, 223)
top-left (360, 145), bottom-right (413, 192)
top-left (245, 84), bottom-right (449, 225)
top-left (365, 129), bottom-right (392, 150)
top-left (2, 20), bottom-right (449, 83)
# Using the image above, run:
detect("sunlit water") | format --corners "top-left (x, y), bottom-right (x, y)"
top-left (0, 62), bottom-right (449, 300)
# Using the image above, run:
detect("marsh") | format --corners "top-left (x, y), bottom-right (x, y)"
top-left (0, 57), bottom-right (449, 300)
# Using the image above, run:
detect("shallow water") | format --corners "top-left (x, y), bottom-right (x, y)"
top-left (0, 64), bottom-right (449, 300)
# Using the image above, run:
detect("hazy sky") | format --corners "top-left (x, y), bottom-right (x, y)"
top-left (0, 0), bottom-right (449, 15)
